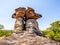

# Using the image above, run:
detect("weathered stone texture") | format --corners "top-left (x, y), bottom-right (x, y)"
top-left (26, 19), bottom-right (42, 36)
top-left (0, 31), bottom-right (60, 45)
top-left (26, 19), bottom-right (39, 32)
top-left (14, 18), bottom-right (23, 33)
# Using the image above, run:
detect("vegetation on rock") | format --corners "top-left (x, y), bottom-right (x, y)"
top-left (41, 20), bottom-right (60, 41)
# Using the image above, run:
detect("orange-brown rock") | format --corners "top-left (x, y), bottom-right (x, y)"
top-left (26, 7), bottom-right (42, 19)
top-left (12, 7), bottom-right (26, 18)
top-left (26, 7), bottom-right (35, 19)
top-left (28, 13), bottom-right (42, 19)
top-left (12, 7), bottom-right (42, 19)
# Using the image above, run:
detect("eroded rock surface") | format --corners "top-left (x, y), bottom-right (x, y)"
top-left (26, 19), bottom-right (42, 36)
top-left (0, 31), bottom-right (60, 45)
top-left (14, 18), bottom-right (24, 33)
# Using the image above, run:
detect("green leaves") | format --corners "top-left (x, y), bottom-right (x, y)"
top-left (53, 33), bottom-right (60, 41)
top-left (0, 24), bottom-right (4, 29)
top-left (41, 20), bottom-right (60, 41)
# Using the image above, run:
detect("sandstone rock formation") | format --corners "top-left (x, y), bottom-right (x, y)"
top-left (12, 7), bottom-right (42, 35)
top-left (0, 31), bottom-right (60, 45)
top-left (0, 7), bottom-right (59, 45)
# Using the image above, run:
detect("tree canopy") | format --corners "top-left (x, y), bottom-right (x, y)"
top-left (41, 20), bottom-right (60, 41)
top-left (0, 24), bottom-right (4, 29)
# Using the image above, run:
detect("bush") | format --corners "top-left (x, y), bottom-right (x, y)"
top-left (41, 20), bottom-right (60, 41)
top-left (0, 30), bottom-right (13, 37)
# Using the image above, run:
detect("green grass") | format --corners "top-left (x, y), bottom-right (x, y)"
top-left (0, 30), bottom-right (13, 37)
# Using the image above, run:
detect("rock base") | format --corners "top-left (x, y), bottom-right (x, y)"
top-left (0, 31), bottom-right (60, 45)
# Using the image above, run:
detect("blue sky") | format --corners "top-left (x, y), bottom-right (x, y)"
top-left (0, 0), bottom-right (60, 30)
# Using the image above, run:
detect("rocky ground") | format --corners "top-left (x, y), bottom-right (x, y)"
top-left (0, 30), bottom-right (60, 45)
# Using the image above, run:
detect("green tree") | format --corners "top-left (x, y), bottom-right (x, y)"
top-left (51, 21), bottom-right (60, 33)
top-left (0, 24), bottom-right (4, 29)
top-left (41, 20), bottom-right (60, 41)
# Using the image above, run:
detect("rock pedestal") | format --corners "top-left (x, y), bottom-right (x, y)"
top-left (14, 18), bottom-right (23, 33)
top-left (26, 19), bottom-right (39, 31)
top-left (26, 19), bottom-right (41, 36)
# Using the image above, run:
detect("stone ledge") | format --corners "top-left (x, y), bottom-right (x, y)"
top-left (0, 31), bottom-right (60, 45)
